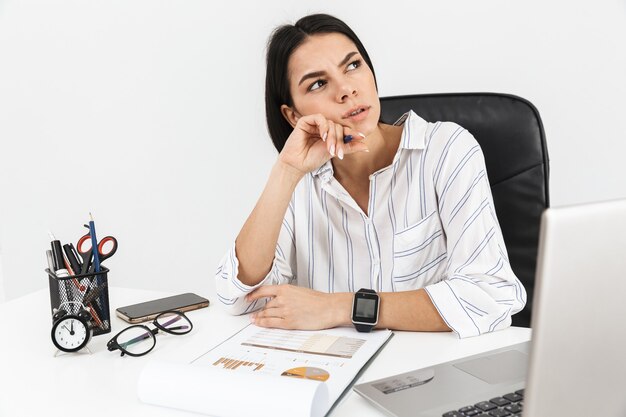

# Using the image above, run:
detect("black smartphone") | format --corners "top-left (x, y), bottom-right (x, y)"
top-left (115, 292), bottom-right (210, 324)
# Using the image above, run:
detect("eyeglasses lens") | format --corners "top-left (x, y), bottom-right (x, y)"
top-left (117, 326), bottom-right (155, 356)
top-left (156, 312), bottom-right (191, 335)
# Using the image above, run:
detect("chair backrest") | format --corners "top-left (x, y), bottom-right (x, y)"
top-left (380, 93), bottom-right (549, 327)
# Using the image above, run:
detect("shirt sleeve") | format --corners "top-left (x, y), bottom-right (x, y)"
top-left (423, 126), bottom-right (527, 338)
top-left (214, 199), bottom-right (297, 315)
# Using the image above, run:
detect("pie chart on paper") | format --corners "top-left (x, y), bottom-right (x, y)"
top-left (281, 366), bottom-right (330, 382)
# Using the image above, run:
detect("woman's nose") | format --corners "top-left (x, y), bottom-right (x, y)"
top-left (337, 84), bottom-right (357, 102)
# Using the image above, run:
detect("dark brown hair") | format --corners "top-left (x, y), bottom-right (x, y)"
top-left (265, 14), bottom-right (377, 152)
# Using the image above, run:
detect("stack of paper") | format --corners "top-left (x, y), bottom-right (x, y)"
top-left (138, 324), bottom-right (393, 417)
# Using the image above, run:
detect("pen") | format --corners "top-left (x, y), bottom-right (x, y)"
top-left (63, 243), bottom-right (82, 277)
top-left (87, 213), bottom-right (106, 311)
top-left (69, 243), bottom-right (82, 270)
top-left (87, 305), bottom-right (104, 329)
top-left (83, 281), bottom-right (107, 306)
top-left (62, 252), bottom-right (86, 292)
top-left (49, 232), bottom-right (71, 280)
top-left (46, 249), bottom-right (55, 272)
top-left (82, 283), bottom-right (106, 328)
top-left (49, 232), bottom-right (84, 291)
top-left (49, 232), bottom-right (66, 272)
top-left (48, 249), bottom-right (68, 308)
top-left (63, 243), bottom-right (87, 291)
top-left (88, 213), bottom-right (101, 274)
top-left (48, 231), bottom-right (72, 304)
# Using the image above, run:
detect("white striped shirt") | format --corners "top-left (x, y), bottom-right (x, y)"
top-left (215, 111), bottom-right (526, 338)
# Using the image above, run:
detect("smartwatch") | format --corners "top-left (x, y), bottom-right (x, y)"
top-left (351, 288), bottom-right (380, 332)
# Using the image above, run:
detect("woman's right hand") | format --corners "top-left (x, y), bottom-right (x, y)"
top-left (278, 114), bottom-right (369, 176)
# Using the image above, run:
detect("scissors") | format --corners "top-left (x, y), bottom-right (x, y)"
top-left (77, 234), bottom-right (118, 275)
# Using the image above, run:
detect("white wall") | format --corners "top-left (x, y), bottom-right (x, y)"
top-left (1, 0), bottom-right (625, 301)
top-left (0, 256), bottom-right (5, 303)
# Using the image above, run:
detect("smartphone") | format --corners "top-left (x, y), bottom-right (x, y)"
top-left (116, 292), bottom-right (210, 323)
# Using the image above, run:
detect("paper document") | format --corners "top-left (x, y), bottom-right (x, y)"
top-left (138, 324), bottom-right (392, 417)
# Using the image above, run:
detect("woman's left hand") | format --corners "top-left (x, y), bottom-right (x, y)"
top-left (246, 285), bottom-right (349, 330)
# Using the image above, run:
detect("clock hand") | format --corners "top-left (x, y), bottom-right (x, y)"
top-left (62, 325), bottom-right (70, 332)
top-left (70, 320), bottom-right (75, 336)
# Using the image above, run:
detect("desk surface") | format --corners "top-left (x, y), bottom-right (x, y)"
top-left (0, 287), bottom-right (531, 417)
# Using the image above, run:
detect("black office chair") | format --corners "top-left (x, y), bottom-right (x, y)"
top-left (380, 93), bottom-right (549, 328)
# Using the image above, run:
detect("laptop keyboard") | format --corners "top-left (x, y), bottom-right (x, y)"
top-left (442, 389), bottom-right (524, 417)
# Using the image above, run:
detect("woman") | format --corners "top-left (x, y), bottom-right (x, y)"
top-left (215, 13), bottom-right (525, 338)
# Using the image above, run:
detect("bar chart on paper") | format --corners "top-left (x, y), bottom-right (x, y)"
top-left (142, 325), bottom-right (393, 417)
top-left (188, 323), bottom-right (393, 413)
top-left (212, 356), bottom-right (265, 371)
top-left (241, 329), bottom-right (365, 359)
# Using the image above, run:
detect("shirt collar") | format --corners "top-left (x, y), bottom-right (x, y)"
top-left (311, 110), bottom-right (428, 181)
top-left (395, 110), bottom-right (428, 150)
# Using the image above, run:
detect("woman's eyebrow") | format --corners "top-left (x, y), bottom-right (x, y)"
top-left (297, 51), bottom-right (359, 86)
top-left (338, 51), bottom-right (359, 68)
top-left (298, 70), bottom-right (325, 87)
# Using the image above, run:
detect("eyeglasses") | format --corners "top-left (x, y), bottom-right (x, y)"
top-left (107, 310), bottom-right (193, 357)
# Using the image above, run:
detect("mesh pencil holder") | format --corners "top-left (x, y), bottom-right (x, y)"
top-left (46, 267), bottom-right (111, 336)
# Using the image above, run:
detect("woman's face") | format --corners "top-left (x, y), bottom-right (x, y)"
top-left (282, 33), bottom-right (380, 136)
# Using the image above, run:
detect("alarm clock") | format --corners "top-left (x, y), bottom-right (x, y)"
top-left (51, 308), bottom-right (93, 353)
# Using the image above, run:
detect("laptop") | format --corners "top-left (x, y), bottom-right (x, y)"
top-left (354, 199), bottom-right (626, 417)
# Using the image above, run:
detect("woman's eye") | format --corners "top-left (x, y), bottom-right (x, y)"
top-left (347, 59), bottom-right (361, 71)
top-left (308, 79), bottom-right (326, 91)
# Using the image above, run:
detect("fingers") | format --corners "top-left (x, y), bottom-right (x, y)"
top-left (246, 286), bottom-right (285, 327)
top-left (252, 315), bottom-right (289, 329)
top-left (246, 285), bottom-right (329, 330)
top-left (326, 120), bottom-right (338, 158)
top-left (343, 135), bottom-right (369, 155)
top-left (298, 114), bottom-right (329, 141)
top-left (325, 121), bottom-right (368, 160)
top-left (333, 121), bottom-right (344, 160)
top-left (343, 131), bottom-right (366, 144)
top-left (250, 306), bottom-right (290, 329)
top-left (263, 295), bottom-right (282, 309)
top-left (297, 113), bottom-right (369, 159)
top-left (340, 129), bottom-right (368, 157)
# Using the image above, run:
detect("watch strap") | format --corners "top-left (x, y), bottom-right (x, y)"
top-left (354, 322), bottom-right (375, 332)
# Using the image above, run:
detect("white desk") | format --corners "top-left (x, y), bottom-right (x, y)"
top-left (0, 287), bottom-right (531, 417)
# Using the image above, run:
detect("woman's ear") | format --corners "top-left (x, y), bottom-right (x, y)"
top-left (281, 104), bottom-right (300, 128)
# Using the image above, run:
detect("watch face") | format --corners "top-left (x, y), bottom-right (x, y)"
top-left (356, 298), bottom-right (377, 318)
top-left (52, 316), bottom-right (90, 352)
top-left (352, 292), bottom-right (379, 325)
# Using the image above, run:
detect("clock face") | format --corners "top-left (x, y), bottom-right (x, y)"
top-left (52, 316), bottom-right (90, 352)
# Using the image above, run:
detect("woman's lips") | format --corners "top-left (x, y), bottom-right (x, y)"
top-left (344, 106), bottom-right (370, 122)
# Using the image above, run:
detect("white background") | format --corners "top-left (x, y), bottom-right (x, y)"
top-left (1, 0), bottom-right (625, 302)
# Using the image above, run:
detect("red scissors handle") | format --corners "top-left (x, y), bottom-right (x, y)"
top-left (97, 236), bottom-right (118, 262)
top-left (77, 234), bottom-right (93, 274)
top-left (77, 234), bottom-right (118, 267)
